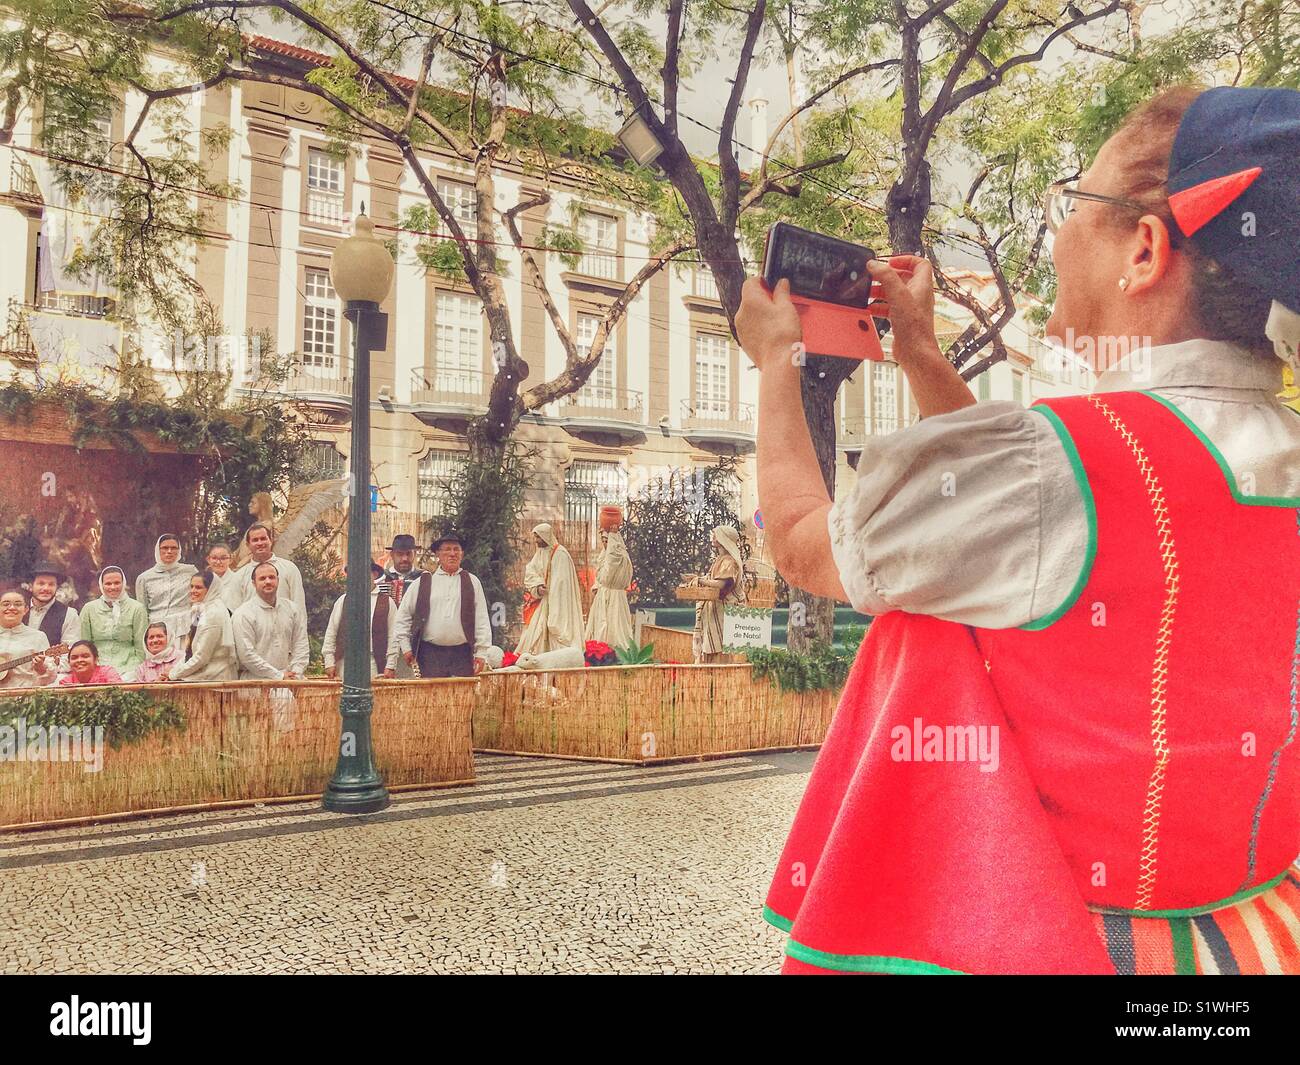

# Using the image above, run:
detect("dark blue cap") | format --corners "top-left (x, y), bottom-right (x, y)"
top-left (1169, 86), bottom-right (1300, 314)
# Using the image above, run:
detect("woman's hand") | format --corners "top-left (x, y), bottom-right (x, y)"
top-left (865, 255), bottom-right (941, 364)
top-left (736, 278), bottom-right (803, 371)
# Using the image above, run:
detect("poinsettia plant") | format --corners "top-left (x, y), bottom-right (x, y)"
top-left (584, 641), bottom-right (617, 667)
top-left (501, 651), bottom-right (519, 668)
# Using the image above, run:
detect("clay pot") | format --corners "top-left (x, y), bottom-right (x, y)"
top-left (598, 506), bottom-right (624, 531)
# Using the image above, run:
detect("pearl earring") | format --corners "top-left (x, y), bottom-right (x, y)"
top-left (1118, 277), bottom-right (1130, 291)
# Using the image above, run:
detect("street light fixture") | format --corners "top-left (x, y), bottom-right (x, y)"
top-left (616, 105), bottom-right (664, 167)
top-left (323, 212), bottom-right (394, 815)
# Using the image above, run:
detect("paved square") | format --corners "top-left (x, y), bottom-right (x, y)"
top-left (0, 752), bottom-right (814, 974)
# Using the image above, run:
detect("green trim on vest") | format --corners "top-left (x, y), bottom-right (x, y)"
top-left (1019, 404), bottom-right (1098, 631)
top-left (1087, 868), bottom-right (1289, 918)
top-left (784, 938), bottom-right (967, 975)
top-left (1142, 390), bottom-right (1300, 506)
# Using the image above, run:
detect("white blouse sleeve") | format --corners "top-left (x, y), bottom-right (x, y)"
top-left (828, 400), bottom-right (1091, 630)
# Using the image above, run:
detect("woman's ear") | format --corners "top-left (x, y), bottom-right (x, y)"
top-left (1125, 214), bottom-right (1178, 295)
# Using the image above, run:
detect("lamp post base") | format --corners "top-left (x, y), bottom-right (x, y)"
top-left (322, 780), bottom-right (391, 814)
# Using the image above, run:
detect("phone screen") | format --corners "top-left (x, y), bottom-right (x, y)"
top-left (764, 223), bottom-right (875, 309)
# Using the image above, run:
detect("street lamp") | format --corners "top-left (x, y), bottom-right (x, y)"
top-left (323, 212), bottom-right (394, 814)
top-left (616, 105), bottom-right (664, 167)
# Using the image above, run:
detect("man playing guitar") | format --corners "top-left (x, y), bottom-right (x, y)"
top-left (0, 588), bottom-right (59, 689)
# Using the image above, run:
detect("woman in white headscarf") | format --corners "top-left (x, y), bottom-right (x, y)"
top-left (135, 534), bottom-right (199, 647)
top-left (584, 528), bottom-right (634, 649)
top-left (79, 565), bottom-right (148, 674)
top-left (170, 570), bottom-right (237, 682)
top-left (692, 525), bottom-right (747, 663)
top-left (515, 523), bottom-right (585, 655)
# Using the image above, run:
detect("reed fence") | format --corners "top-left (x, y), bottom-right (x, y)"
top-left (472, 664), bottom-right (836, 764)
top-left (0, 678), bottom-right (475, 830)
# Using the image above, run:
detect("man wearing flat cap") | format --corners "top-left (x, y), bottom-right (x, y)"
top-left (393, 531), bottom-right (491, 678)
top-left (27, 561), bottom-right (79, 678)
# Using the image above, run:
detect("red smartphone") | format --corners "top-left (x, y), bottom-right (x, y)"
top-left (761, 222), bottom-right (886, 361)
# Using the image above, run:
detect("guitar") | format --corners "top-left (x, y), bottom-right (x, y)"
top-left (0, 644), bottom-right (70, 683)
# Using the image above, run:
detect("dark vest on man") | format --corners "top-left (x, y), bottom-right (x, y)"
top-left (36, 600), bottom-right (68, 647)
top-left (410, 569), bottom-right (476, 646)
top-left (336, 591), bottom-right (395, 675)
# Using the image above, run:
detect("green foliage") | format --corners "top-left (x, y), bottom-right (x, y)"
top-left (615, 639), bottom-right (656, 665)
top-left (0, 349), bottom-right (312, 558)
top-left (0, 687), bottom-right (186, 748)
top-left (623, 458), bottom-right (748, 606)
top-left (743, 626), bottom-right (866, 693)
top-left (432, 441), bottom-right (536, 646)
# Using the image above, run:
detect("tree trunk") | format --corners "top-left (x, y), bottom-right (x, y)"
top-left (785, 355), bottom-right (854, 652)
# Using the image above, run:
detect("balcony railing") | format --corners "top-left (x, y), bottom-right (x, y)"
top-left (577, 250), bottom-right (618, 280)
top-left (286, 369), bottom-right (351, 398)
top-left (679, 398), bottom-right (755, 435)
top-left (305, 188), bottom-right (345, 227)
top-left (563, 385), bottom-right (643, 422)
top-left (8, 155), bottom-right (41, 202)
top-left (1, 298), bottom-right (118, 365)
top-left (839, 416), bottom-right (869, 446)
top-left (410, 367), bottom-right (488, 406)
top-left (692, 268), bottom-right (719, 300)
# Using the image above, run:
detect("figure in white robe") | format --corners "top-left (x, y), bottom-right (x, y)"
top-left (584, 529), bottom-right (634, 649)
top-left (231, 563), bottom-right (310, 680)
top-left (515, 523), bottom-right (585, 656)
top-left (134, 534), bottom-right (198, 647)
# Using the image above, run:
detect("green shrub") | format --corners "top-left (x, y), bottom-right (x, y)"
top-left (0, 688), bottom-right (186, 748)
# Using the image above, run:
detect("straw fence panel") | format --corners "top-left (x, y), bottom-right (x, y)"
top-left (473, 665), bottom-right (838, 763)
top-left (0, 679), bottom-right (475, 829)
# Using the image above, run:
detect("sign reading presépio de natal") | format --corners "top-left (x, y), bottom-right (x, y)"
top-left (723, 605), bottom-right (772, 650)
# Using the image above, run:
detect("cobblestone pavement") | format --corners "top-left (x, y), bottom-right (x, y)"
top-left (0, 751), bottom-right (814, 974)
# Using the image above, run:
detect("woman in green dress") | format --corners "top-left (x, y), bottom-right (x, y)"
top-left (79, 566), bottom-right (147, 675)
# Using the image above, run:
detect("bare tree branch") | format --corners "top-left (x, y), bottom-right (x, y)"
top-left (718, 0), bottom-right (768, 230)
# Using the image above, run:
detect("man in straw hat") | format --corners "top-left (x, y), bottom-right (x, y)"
top-left (691, 525), bottom-right (747, 664)
top-left (393, 530), bottom-right (490, 678)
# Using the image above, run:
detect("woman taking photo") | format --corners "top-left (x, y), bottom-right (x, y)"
top-left (738, 85), bottom-right (1300, 975)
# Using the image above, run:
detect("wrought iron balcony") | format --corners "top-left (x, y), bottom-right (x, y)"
top-left (679, 398), bottom-right (756, 454)
top-left (562, 384), bottom-right (643, 422)
top-left (839, 416), bottom-right (869, 448)
top-left (559, 384), bottom-right (645, 445)
top-left (410, 367), bottom-right (488, 429)
top-left (8, 155), bottom-right (42, 203)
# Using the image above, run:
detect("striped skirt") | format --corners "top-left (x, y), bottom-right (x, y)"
top-left (1092, 867), bottom-right (1300, 974)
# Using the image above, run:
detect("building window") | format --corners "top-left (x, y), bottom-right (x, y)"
top-left (577, 210), bottom-right (617, 279)
top-left (301, 267), bottom-right (339, 370)
top-left (305, 147), bottom-right (345, 226)
top-left (576, 313), bottom-right (616, 406)
top-left (565, 460), bottom-right (628, 533)
top-left (418, 449), bottom-right (468, 522)
top-left (437, 177), bottom-right (477, 226)
top-left (1012, 371), bottom-right (1024, 405)
top-left (694, 333), bottom-right (730, 416)
top-left (872, 362), bottom-right (899, 434)
top-left (293, 440), bottom-right (346, 483)
top-left (977, 371), bottom-right (991, 401)
top-left (693, 266), bottom-right (719, 300)
top-left (433, 291), bottom-right (482, 393)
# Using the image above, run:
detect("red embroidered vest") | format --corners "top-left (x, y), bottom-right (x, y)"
top-left (976, 390), bottom-right (1300, 912)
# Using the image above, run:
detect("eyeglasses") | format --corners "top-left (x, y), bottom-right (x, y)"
top-left (1043, 181), bottom-right (1149, 234)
